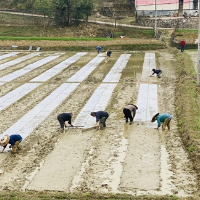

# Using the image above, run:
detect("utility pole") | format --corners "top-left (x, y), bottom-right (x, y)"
top-left (154, 0), bottom-right (157, 37)
top-left (197, 0), bottom-right (200, 86)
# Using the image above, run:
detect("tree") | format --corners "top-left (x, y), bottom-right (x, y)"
top-left (11, 0), bottom-right (35, 10)
top-left (52, 0), bottom-right (71, 26)
top-left (72, 0), bottom-right (94, 24)
top-left (34, 0), bottom-right (51, 16)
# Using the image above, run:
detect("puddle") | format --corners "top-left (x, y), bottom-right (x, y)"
top-left (21, 160), bottom-right (44, 191)
top-left (70, 146), bottom-right (95, 192)
top-left (123, 123), bottom-right (129, 138)
top-left (98, 127), bottom-right (128, 192)
top-left (160, 144), bottom-right (175, 194)
top-left (159, 130), bottom-right (175, 194)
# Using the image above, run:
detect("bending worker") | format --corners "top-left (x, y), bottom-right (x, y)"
top-left (0, 134), bottom-right (22, 153)
top-left (151, 113), bottom-right (172, 131)
top-left (96, 46), bottom-right (103, 54)
top-left (123, 104), bottom-right (138, 125)
top-left (57, 113), bottom-right (73, 130)
top-left (150, 69), bottom-right (162, 78)
top-left (91, 111), bottom-right (109, 129)
top-left (105, 50), bottom-right (112, 63)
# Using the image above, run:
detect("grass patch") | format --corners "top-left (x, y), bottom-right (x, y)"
top-left (172, 29), bottom-right (198, 49)
top-left (0, 21), bottom-right (155, 39)
top-left (176, 29), bottom-right (198, 34)
top-left (0, 191), bottom-right (183, 200)
top-left (189, 146), bottom-right (195, 152)
top-left (0, 36), bottom-right (112, 41)
top-left (174, 50), bottom-right (200, 139)
top-left (173, 46), bottom-right (200, 187)
top-left (113, 32), bottom-right (123, 38)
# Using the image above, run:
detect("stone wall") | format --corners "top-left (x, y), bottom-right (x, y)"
top-left (132, 18), bottom-right (199, 29)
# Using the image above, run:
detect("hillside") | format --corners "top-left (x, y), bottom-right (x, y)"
top-left (0, 0), bottom-right (12, 8)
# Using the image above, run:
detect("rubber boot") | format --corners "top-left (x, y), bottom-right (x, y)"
top-left (162, 125), bottom-right (166, 131)
top-left (12, 141), bottom-right (22, 153)
top-left (100, 117), bottom-right (107, 127)
top-left (11, 145), bottom-right (17, 154)
top-left (100, 123), bottom-right (104, 130)
top-left (163, 118), bottom-right (169, 131)
top-left (167, 124), bottom-right (170, 131)
top-left (17, 145), bottom-right (22, 151)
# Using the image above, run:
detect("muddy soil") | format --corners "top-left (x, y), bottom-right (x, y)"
top-left (0, 38), bottom-right (162, 50)
top-left (0, 50), bottom-right (198, 197)
top-left (186, 50), bottom-right (198, 73)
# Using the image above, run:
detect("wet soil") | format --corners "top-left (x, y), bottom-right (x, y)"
top-left (0, 49), bottom-right (199, 199)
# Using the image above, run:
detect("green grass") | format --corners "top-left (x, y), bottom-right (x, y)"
top-left (176, 29), bottom-right (198, 33)
top-left (0, 36), bottom-right (113, 41)
top-left (113, 32), bottom-right (123, 38)
top-left (140, 29), bottom-right (155, 37)
top-left (0, 191), bottom-right (182, 200)
top-left (189, 146), bottom-right (195, 152)
top-left (173, 29), bottom-right (198, 48)
top-left (174, 48), bottom-right (200, 139)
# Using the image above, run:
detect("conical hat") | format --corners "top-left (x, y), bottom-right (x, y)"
top-left (134, 104), bottom-right (138, 110)
top-left (0, 135), bottom-right (10, 146)
top-left (128, 104), bottom-right (138, 110)
top-left (151, 113), bottom-right (159, 122)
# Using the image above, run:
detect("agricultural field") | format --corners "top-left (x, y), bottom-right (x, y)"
top-left (0, 48), bottom-right (199, 200)
top-left (0, 1), bottom-right (200, 199)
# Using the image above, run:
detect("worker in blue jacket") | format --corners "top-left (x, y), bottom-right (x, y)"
top-left (0, 134), bottom-right (22, 153)
top-left (96, 46), bottom-right (103, 54)
top-left (151, 113), bottom-right (172, 131)
top-left (150, 69), bottom-right (162, 78)
top-left (91, 111), bottom-right (109, 129)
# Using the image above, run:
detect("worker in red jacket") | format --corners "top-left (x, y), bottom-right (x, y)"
top-left (180, 39), bottom-right (185, 52)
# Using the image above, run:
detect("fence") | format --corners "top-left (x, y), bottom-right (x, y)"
top-left (136, 9), bottom-right (199, 17)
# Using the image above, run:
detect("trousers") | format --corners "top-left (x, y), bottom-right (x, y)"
top-left (123, 108), bottom-right (135, 122)
top-left (99, 114), bottom-right (109, 128)
top-left (57, 114), bottom-right (65, 128)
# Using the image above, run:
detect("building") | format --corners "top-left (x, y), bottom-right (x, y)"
top-left (135, 0), bottom-right (199, 11)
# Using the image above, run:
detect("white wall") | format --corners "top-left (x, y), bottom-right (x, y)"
top-left (136, 4), bottom-right (178, 10)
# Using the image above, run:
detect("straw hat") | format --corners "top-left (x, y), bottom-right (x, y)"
top-left (0, 135), bottom-right (10, 146)
top-left (151, 113), bottom-right (159, 122)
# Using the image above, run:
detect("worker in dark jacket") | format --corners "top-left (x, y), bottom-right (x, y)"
top-left (123, 104), bottom-right (138, 125)
top-left (0, 134), bottom-right (22, 153)
top-left (57, 113), bottom-right (73, 130)
top-left (105, 51), bottom-right (112, 63)
top-left (91, 111), bottom-right (109, 129)
top-left (151, 113), bottom-right (172, 131)
top-left (150, 69), bottom-right (162, 78)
